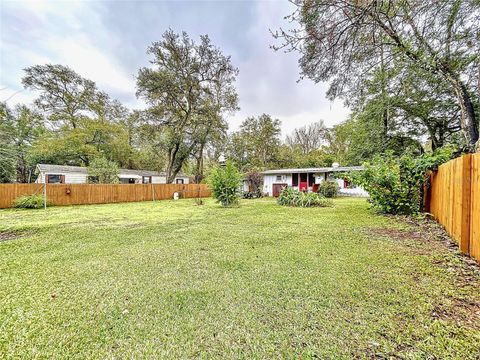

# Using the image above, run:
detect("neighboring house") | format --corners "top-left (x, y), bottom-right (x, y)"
top-left (35, 164), bottom-right (189, 184)
top-left (261, 163), bottom-right (367, 197)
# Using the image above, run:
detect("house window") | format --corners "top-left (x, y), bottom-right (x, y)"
top-left (47, 174), bottom-right (64, 184)
top-left (292, 173), bottom-right (298, 186)
top-left (276, 175), bottom-right (282, 182)
top-left (88, 176), bottom-right (99, 184)
top-left (142, 176), bottom-right (152, 184)
top-left (176, 178), bottom-right (184, 184)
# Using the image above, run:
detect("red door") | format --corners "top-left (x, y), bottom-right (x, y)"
top-left (272, 183), bottom-right (287, 197)
top-left (299, 173), bottom-right (308, 191)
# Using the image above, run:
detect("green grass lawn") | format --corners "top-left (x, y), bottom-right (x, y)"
top-left (1, 197), bottom-right (479, 359)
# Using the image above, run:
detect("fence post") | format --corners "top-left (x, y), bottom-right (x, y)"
top-left (43, 182), bottom-right (47, 210)
top-left (460, 154), bottom-right (472, 254)
top-left (151, 182), bottom-right (155, 201)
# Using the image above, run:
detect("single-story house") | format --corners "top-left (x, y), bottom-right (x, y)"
top-left (261, 164), bottom-right (367, 197)
top-left (35, 164), bottom-right (190, 184)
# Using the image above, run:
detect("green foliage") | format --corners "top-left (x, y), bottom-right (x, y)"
top-left (242, 189), bottom-right (264, 199)
top-left (13, 194), bottom-right (46, 209)
top-left (87, 157), bottom-right (120, 184)
top-left (208, 161), bottom-right (242, 207)
top-left (352, 147), bottom-right (454, 214)
top-left (277, 187), bottom-right (332, 208)
top-left (227, 114), bottom-right (281, 170)
top-left (317, 180), bottom-right (339, 198)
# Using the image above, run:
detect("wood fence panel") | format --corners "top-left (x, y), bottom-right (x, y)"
top-left (429, 154), bottom-right (479, 262)
top-left (0, 183), bottom-right (211, 209)
top-left (470, 155), bottom-right (480, 261)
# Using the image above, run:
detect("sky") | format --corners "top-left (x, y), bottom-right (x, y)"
top-left (0, 0), bottom-right (350, 137)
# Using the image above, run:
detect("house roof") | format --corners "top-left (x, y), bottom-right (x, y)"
top-left (261, 166), bottom-right (364, 175)
top-left (36, 164), bottom-right (188, 178)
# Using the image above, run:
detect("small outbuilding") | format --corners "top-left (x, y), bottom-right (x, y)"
top-left (261, 164), bottom-right (367, 197)
top-left (35, 164), bottom-right (189, 184)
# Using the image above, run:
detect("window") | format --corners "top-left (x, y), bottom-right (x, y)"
top-left (176, 178), bottom-right (184, 184)
top-left (276, 175), bottom-right (282, 182)
top-left (292, 173), bottom-right (298, 186)
top-left (120, 178), bottom-right (136, 184)
top-left (47, 174), bottom-right (64, 184)
top-left (142, 176), bottom-right (152, 184)
top-left (87, 176), bottom-right (99, 184)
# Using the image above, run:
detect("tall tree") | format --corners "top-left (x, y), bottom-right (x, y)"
top-left (227, 114), bottom-right (282, 169)
top-left (286, 120), bottom-right (327, 154)
top-left (274, 0), bottom-right (480, 150)
top-left (22, 64), bottom-right (137, 167)
top-left (0, 103), bottom-right (45, 182)
top-left (137, 30), bottom-right (239, 183)
top-left (22, 64), bottom-right (97, 129)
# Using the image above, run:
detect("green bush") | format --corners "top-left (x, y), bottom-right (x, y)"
top-left (88, 157), bottom-right (119, 184)
top-left (208, 161), bottom-right (242, 207)
top-left (13, 194), bottom-right (47, 209)
top-left (242, 188), bottom-right (265, 199)
top-left (277, 187), bottom-right (332, 208)
top-left (317, 180), bottom-right (339, 198)
top-left (351, 147), bottom-right (454, 215)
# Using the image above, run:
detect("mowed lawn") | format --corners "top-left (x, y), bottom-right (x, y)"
top-left (1, 198), bottom-right (479, 359)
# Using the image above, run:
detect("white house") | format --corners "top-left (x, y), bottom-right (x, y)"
top-left (261, 164), bottom-right (367, 197)
top-left (35, 164), bottom-right (190, 184)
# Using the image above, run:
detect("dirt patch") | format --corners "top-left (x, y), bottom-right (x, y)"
top-left (431, 298), bottom-right (480, 330)
top-left (0, 231), bottom-right (18, 242)
top-left (0, 230), bottom-right (28, 242)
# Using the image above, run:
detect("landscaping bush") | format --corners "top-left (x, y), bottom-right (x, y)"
top-left (208, 161), bottom-right (242, 207)
top-left (13, 194), bottom-right (46, 209)
top-left (317, 180), bottom-right (339, 198)
top-left (242, 188), bottom-right (265, 199)
top-left (88, 157), bottom-right (119, 184)
top-left (351, 147), bottom-right (454, 215)
top-left (277, 187), bottom-right (332, 208)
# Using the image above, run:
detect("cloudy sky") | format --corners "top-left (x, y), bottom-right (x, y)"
top-left (0, 0), bottom-right (350, 136)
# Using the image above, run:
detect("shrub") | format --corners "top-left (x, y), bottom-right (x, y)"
top-left (351, 147), bottom-right (454, 215)
top-left (277, 187), bottom-right (332, 208)
top-left (208, 161), bottom-right (242, 207)
top-left (242, 188), bottom-right (265, 199)
top-left (88, 157), bottom-right (119, 184)
top-left (317, 180), bottom-right (339, 198)
top-left (13, 194), bottom-right (47, 209)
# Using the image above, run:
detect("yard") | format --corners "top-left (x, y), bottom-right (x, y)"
top-left (0, 198), bottom-right (479, 359)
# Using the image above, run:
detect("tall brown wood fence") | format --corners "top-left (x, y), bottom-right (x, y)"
top-left (427, 154), bottom-right (480, 262)
top-left (0, 183), bottom-right (211, 209)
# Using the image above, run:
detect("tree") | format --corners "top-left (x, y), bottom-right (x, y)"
top-left (0, 103), bottom-right (16, 182)
top-left (0, 103), bottom-right (45, 183)
top-left (137, 30), bottom-right (239, 183)
top-left (22, 64), bottom-right (97, 129)
top-left (285, 120), bottom-right (327, 154)
top-left (274, 0), bottom-right (480, 150)
top-left (227, 114), bottom-right (282, 169)
top-left (22, 64), bottom-right (139, 168)
top-left (87, 157), bottom-right (119, 184)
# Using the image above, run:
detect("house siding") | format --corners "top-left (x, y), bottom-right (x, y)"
top-left (36, 172), bottom-right (87, 184)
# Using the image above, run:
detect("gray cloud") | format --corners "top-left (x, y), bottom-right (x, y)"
top-left (0, 0), bottom-right (350, 137)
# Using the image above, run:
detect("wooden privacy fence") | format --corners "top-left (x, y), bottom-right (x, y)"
top-left (0, 183), bottom-right (211, 209)
top-left (427, 153), bottom-right (480, 262)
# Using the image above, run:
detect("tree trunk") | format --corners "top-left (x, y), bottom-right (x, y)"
top-left (194, 142), bottom-right (205, 184)
top-left (445, 75), bottom-right (479, 150)
top-left (166, 143), bottom-right (180, 183)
